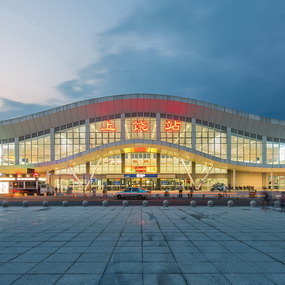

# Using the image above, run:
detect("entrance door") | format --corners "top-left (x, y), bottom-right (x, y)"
top-left (124, 178), bottom-right (156, 190)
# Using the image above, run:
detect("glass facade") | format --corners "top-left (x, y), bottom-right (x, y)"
top-left (266, 141), bottom-right (285, 164)
top-left (1, 112), bottom-right (285, 167)
top-left (19, 135), bottom-right (50, 164)
top-left (55, 125), bottom-right (85, 160)
top-left (125, 153), bottom-right (157, 173)
top-left (160, 155), bottom-right (191, 174)
top-left (0, 141), bottom-right (15, 165)
top-left (195, 164), bottom-right (227, 174)
top-left (90, 118), bottom-right (121, 148)
top-left (231, 135), bottom-right (262, 163)
top-left (125, 116), bottom-right (156, 140)
top-left (91, 156), bottom-right (121, 174)
top-left (195, 125), bottom-right (227, 159)
top-left (160, 117), bottom-right (191, 147)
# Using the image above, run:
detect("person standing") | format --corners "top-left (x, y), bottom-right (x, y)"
top-left (178, 184), bottom-right (183, 198)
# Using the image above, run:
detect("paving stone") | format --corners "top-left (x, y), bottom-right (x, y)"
top-left (12, 254), bottom-right (49, 263)
top-left (265, 274), bottom-right (285, 285)
top-left (0, 263), bottom-right (37, 274)
top-left (100, 273), bottom-right (142, 285)
top-left (0, 206), bottom-right (285, 283)
top-left (67, 262), bottom-right (107, 274)
top-left (144, 274), bottom-right (186, 285)
top-left (13, 274), bottom-right (61, 285)
top-left (184, 274), bottom-right (231, 285)
top-left (143, 262), bottom-right (181, 274)
top-left (105, 262), bottom-right (143, 274)
top-left (57, 274), bottom-right (101, 285)
top-left (224, 273), bottom-right (275, 285)
top-left (42, 253), bottom-right (81, 263)
top-left (77, 253), bottom-right (111, 263)
top-left (29, 262), bottom-right (72, 274)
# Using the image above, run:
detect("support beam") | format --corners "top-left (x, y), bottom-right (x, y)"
top-left (85, 158), bottom-right (102, 191)
top-left (180, 158), bottom-right (196, 187)
top-left (68, 166), bottom-right (84, 193)
top-left (197, 165), bottom-right (214, 189)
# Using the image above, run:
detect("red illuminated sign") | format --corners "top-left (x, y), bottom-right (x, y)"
top-left (165, 120), bottom-right (181, 131)
top-left (100, 120), bottom-right (116, 132)
top-left (135, 166), bottom-right (146, 172)
top-left (133, 120), bottom-right (149, 132)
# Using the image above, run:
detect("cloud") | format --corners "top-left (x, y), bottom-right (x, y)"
top-left (58, 0), bottom-right (285, 119)
top-left (0, 98), bottom-right (56, 121)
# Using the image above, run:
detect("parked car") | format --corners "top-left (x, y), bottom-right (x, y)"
top-left (39, 184), bottom-right (54, 195)
top-left (210, 183), bottom-right (226, 191)
top-left (115, 187), bottom-right (151, 199)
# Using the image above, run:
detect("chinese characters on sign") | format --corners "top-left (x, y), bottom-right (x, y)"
top-left (100, 120), bottom-right (116, 132)
top-left (165, 120), bottom-right (181, 131)
top-left (133, 120), bottom-right (149, 132)
top-left (100, 119), bottom-right (182, 133)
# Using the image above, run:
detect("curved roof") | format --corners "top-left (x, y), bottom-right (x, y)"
top-left (0, 93), bottom-right (285, 139)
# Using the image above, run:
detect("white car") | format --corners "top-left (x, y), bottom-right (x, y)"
top-left (115, 187), bottom-right (151, 199)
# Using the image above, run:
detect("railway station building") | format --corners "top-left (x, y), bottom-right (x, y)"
top-left (0, 94), bottom-right (285, 193)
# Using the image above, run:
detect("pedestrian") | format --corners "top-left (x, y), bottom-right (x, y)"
top-left (190, 187), bottom-right (194, 198)
top-left (178, 184), bottom-right (183, 198)
top-left (280, 192), bottom-right (285, 212)
top-left (261, 191), bottom-right (270, 210)
top-left (103, 185), bottom-right (107, 197)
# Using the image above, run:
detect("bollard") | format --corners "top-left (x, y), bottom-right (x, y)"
top-left (54, 193), bottom-right (57, 197)
top-left (82, 200), bottom-right (88, 207)
top-left (163, 200), bottom-right (169, 207)
top-left (102, 200), bottom-right (108, 207)
top-left (122, 200), bottom-right (128, 207)
top-left (142, 200), bottom-right (148, 207)
top-left (44, 193), bottom-right (47, 197)
top-left (62, 200), bottom-right (69, 207)
top-left (274, 200), bottom-right (280, 208)
top-left (22, 200), bottom-right (29, 207)
top-left (2, 200), bottom-right (8, 207)
top-left (250, 200), bottom-right (257, 207)
top-left (227, 200), bottom-right (234, 207)
top-left (43, 201), bottom-right (49, 207)
top-left (34, 193), bottom-right (37, 197)
top-left (190, 200), bottom-right (196, 207)
top-left (207, 200), bottom-right (214, 207)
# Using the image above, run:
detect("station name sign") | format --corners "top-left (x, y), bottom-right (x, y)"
top-left (100, 119), bottom-right (182, 132)
top-left (124, 174), bottom-right (158, 178)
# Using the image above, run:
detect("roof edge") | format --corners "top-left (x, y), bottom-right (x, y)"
top-left (0, 93), bottom-right (284, 126)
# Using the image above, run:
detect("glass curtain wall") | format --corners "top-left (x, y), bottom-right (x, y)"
top-left (195, 164), bottom-right (227, 174)
top-left (160, 116), bottom-right (191, 147)
top-left (160, 155), bottom-right (191, 174)
top-left (55, 125), bottom-right (85, 160)
top-left (125, 153), bottom-right (157, 173)
top-left (266, 141), bottom-right (285, 164)
top-left (19, 135), bottom-right (50, 164)
top-left (0, 140), bottom-right (15, 165)
top-left (231, 135), bottom-right (262, 163)
top-left (89, 117), bottom-right (121, 148)
top-left (196, 124), bottom-right (227, 159)
top-left (91, 156), bottom-right (121, 174)
top-left (125, 114), bottom-right (156, 140)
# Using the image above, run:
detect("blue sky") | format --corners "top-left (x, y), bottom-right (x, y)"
top-left (1, 0), bottom-right (285, 120)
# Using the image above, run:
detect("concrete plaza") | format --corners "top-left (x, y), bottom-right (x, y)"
top-left (0, 206), bottom-right (284, 285)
